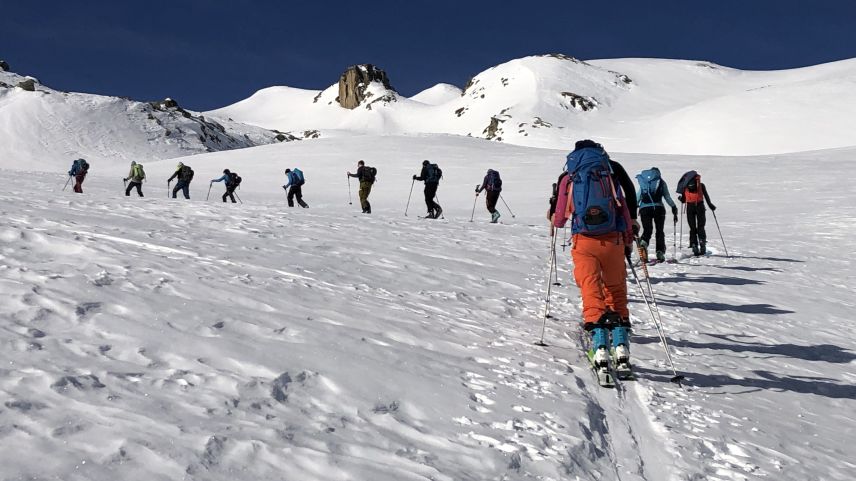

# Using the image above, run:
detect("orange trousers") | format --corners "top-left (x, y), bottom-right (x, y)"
top-left (571, 233), bottom-right (628, 324)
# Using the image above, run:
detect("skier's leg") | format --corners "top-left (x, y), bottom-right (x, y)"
top-left (654, 206), bottom-right (667, 255)
top-left (572, 235), bottom-right (608, 324)
top-left (125, 183), bottom-right (133, 196)
top-left (287, 187), bottom-right (295, 207)
top-left (698, 207), bottom-right (708, 252)
top-left (640, 207), bottom-right (654, 248)
top-left (182, 183), bottom-right (190, 199)
top-left (172, 182), bottom-right (180, 198)
top-left (135, 182), bottom-right (143, 197)
top-left (599, 237), bottom-right (629, 320)
top-left (686, 204), bottom-right (699, 249)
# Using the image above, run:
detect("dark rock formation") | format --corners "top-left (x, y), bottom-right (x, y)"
top-left (561, 92), bottom-right (598, 111)
top-left (337, 64), bottom-right (395, 109)
top-left (17, 78), bottom-right (36, 91)
top-left (0, 60), bottom-right (9, 71)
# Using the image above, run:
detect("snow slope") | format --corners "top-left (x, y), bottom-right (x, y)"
top-left (208, 55), bottom-right (856, 155)
top-left (2, 135), bottom-right (854, 480)
top-left (0, 68), bottom-right (282, 171)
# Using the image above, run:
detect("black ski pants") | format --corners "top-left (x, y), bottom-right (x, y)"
top-left (125, 181), bottom-right (143, 197)
top-left (485, 190), bottom-right (500, 214)
top-left (288, 185), bottom-right (308, 207)
top-left (640, 206), bottom-right (666, 253)
top-left (686, 203), bottom-right (707, 247)
top-left (172, 180), bottom-right (190, 199)
top-left (223, 185), bottom-right (237, 203)
top-left (424, 182), bottom-right (440, 214)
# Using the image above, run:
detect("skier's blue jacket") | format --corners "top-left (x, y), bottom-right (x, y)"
top-left (211, 174), bottom-right (229, 183)
top-left (637, 178), bottom-right (677, 210)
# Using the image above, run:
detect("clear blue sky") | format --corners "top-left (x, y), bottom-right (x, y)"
top-left (2, 0), bottom-right (854, 111)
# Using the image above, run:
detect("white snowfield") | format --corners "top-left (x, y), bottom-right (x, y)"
top-left (208, 55), bottom-right (856, 156)
top-left (1, 135), bottom-right (854, 480)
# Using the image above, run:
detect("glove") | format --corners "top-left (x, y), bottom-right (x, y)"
top-left (412, 175), bottom-right (417, 180)
top-left (673, 214), bottom-right (678, 224)
top-left (710, 205), bottom-right (717, 211)
top-left (631, 220), bottom-right (640, 237)
top-left (123, 178), bottom-right (127, 182)
top-left (624, 245), bottom-right (632, 258)
top-left (671, 206), bottom-right (678, 216)
top-left (678, 195), bottom-right (684, 203)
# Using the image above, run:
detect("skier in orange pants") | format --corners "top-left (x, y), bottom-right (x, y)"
top-left (550, 140), bottom-right (638, 374)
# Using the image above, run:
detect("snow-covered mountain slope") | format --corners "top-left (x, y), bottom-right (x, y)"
top-left (2, 135), bottom-right (854, 480)
top-left (208, 54), bottom-right (856, 155)
top-left (0, 67), bottom-right (286, 171)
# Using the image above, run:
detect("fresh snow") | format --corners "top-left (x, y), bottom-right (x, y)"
top-left (208, 55), bottom-right (856, 156)
top-left (1, 134), bottom-right (854, 480)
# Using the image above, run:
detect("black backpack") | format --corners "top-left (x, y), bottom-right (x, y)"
top-left (486, 169), bottom-right (502, 191)
top-left (79, 159), bottom-right (89, 172)
top-left (228, 172), bottom-right (242, 187)
top-left (426, 163), bottom-right (442, 183)
top-left (180, 165), bottom-right (194, 182)
top-left (364, 166), bottom-right (377, 183)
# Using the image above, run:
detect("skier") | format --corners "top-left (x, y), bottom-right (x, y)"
top-left (211, 169), bottom-right (241, 203)
top-left (67, 158), bottom-right (89, 193)
top-left (123, 161), bottom-right (146, 197)
top-left (283, 168), bottom-right (308, 208)
top-left (413, 160), bottom-right (442, 218)
top-left (677, 171), bottom-right (716, 256)
top-left (347, 160), bottom-right (377, 213)
top-left (475, 169), bottom-right (502, 223)
top-left (167, 162), bottom-right (194, 199)
top-left (550, 140), bottom-right (638, 381)
top-left (635, 167), bottom-right (677, 262)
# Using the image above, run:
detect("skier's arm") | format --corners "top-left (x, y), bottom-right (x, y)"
top-left (167, 169), bottom-right (180, 182)
top-left (661, 181), bottom-right (677, 209)
top-left (702, 184), bottom-right (715, 210)
top-left (476, 176), bottom-right (488, 193)
top-left (283, 173), bottom-right (293, 188)
top-left (414, 166), bottom-right (428, 181)
top-left (211, 175), bottom-right (227, 183)
top-left (611, 161), bottom-right (638, 219)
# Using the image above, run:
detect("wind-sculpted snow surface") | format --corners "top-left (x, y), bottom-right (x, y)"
top-left (0, 136), bottom-right (854, 480)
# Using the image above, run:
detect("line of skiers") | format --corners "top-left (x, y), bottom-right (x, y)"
top-left (548, 139), bottom-right (720, 380)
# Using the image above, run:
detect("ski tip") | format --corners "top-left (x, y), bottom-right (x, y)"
top-left (670, 374), bottom-right (686, 385)
top-left (552, 282), bottom-right (562, 286)
top-left (533, 341), bottom-right (548, 347)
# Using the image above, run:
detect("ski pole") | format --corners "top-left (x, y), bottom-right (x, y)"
top-left (680, 203), bottom-right (685, 248)
top-left (499, 194), bottom-right (516, 218)
top-left (62, 175), bottom-right (72, 191)
top-left (469, 189), bottom-right (479, 222)
top-left (625, 252), bottom-right (684, 385)
top-left (535, 228), bottom-right (559, 346)
top-left (404, 179), bottom-right (415, 216)
top-left (167, 180), bottom-right (171, 198)
top-left (234, 192), bottom-right (243, 204)
top-left (672, 216), bottom-right (677, 261)
top-left (347, 175), bottom-right (353, 205)
top-left (123, 178), bottom-right (127, 190)
top-left (711, 210), bottom-right (730, 257)
top-left (206, 183), bottom-right (212, 201)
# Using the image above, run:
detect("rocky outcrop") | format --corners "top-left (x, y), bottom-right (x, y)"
top-left (0, 60), bottom-right (9, 72)
top-left (17, 78), bottom-right (37, 91)
top-left (337, 64), bottom-right (395, 109)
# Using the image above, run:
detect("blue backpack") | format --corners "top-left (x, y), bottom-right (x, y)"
top-left (292, 168), bottom-right (305, 185)
top-left (636, 168), bottom-right (661, 204)
top-left (565, 145), bottom-right (628, 236)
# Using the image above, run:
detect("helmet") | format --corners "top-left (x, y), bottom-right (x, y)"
top-left (223, 169), bottom-right (230, 174)
top-left (422, 160), bottom-right (429, 166)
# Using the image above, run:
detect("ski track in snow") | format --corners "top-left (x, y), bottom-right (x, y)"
top-left (1, 139), bottom-right (855, 480)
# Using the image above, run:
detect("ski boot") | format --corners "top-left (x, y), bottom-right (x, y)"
top-left (610, 322), bottom-right (634, 380)
top-left (491, 211), bottom-right (501, 223)
top-left (426, 211), bottom-right (436, 219)
top-left (691, 243), bottom-right (700, 256)
top-left (656, 250), bottom-right (666, 262)
top-left (434, 206), bottom-right (443, 219)
top-left (587, 325), bottom-right (613, 387)
top-left (699, 242), bottom-right (707, 255)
